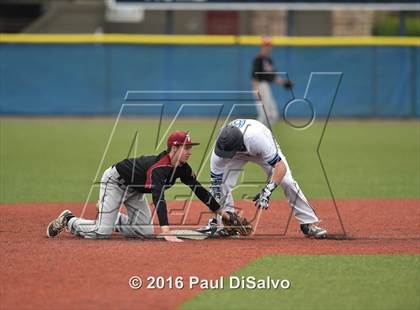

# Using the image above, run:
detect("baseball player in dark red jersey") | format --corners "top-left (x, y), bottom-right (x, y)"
top-left (252, 37), bottom-right (293, 126)
top-left (47, 131), bottom-right (248, 242)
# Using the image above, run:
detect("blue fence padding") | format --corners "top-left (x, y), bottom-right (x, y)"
top-left (0, 44), bottom-right (418, 117)
top-left (414, 47), bottom-right (420, 117)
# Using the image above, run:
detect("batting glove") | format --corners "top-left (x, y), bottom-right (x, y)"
top-left (253, 181), bottom-right (278, 209)
top-left (210, 173), bottom-right (223, 202)
top-left (210, 184), bottom-right (222, 202)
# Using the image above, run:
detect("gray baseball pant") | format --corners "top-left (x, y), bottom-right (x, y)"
top-left (67, 166), bottom-right (154, 239)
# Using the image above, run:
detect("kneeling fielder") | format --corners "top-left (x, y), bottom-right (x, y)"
top-left (202, 119), bottom-right (327, 238)
top-left (47, 131), bottom-right (247, 242)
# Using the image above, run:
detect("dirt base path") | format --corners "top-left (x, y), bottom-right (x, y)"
top-left (1, 199), bottom-right (419, 309)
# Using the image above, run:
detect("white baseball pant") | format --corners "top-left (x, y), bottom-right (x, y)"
top-left (256, 81), bottom-right (279, 126)
top-left (218, 151), bottom-right (319, 225)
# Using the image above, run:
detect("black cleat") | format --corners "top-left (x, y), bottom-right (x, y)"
top-left (46, 210), bottom-right (73, 238)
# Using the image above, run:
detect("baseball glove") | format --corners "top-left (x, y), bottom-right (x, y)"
top-left (222, 211), bottom-right (253, 236)
top-left (283, 79), bottom-right (293, 90)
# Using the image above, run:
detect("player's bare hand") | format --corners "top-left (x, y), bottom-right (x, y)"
top-left (160, 226), bottom-right (183, 242)
top-left (163, 235), bottom-right (184, 242)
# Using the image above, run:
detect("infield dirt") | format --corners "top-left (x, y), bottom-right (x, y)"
top-left (1, 199), bottom-right (419, 309)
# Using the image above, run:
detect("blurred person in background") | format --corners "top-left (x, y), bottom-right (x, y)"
top-left (251, 37), bottom-right (293, 126)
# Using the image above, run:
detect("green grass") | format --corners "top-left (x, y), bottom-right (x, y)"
top-left (181, 255), bottom-right (420, 310)
top-left (1, 119), bottom-right (419, 309)
top-left (373, 14), bottom-right (420, 36)
top-left (0, 118), bottom-right (419, 203)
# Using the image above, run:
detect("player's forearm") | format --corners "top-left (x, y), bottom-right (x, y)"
top-left (271, 160), bottom-right (287, 185)
top-left (253, 161), bottom-right (286, 209)
top-left (191, 182), bottom-right (221, 212)
top-left (153, 196), bottom-right (169, 226)
top-left (275, 77), bottom-right (285, 85)
top-left (276, 77), bottom-right (293, 89)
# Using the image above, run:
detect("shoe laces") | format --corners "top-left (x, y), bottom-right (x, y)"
top-left (52, 219), bottom-right (65, 232)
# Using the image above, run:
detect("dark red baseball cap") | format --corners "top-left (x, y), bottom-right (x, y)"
top-left (167, 131), bottom-right (200, 147)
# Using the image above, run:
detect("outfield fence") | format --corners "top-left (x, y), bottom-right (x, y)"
top-left (0, 35), bottom-right (418, 117)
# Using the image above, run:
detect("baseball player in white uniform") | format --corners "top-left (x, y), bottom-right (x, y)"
top-left (252, 37), bottom-right (293, 126)
top-left (201, 118), bottom-right (327, 238)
